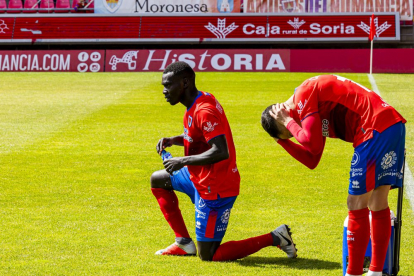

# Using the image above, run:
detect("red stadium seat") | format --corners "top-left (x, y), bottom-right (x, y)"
top-left (38, 0), bottom-right (54, 13)
top-left (0, 0), bottom-right (7, 13)
top-left (7, 0), bottom-right (23, 13)
top-left (55, 0), bottom-right (70, 13)
top-left (71, 0), bottom-right (92, 12)
top-left (23, 0), bottom-right (39, 13)
top-left (85, 0), bottom-right (93, 13)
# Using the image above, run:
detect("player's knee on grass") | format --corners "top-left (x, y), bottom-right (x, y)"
top-left (197, 241), bottom-right (220, 261)
top-left (150, 170), bottom-right (173, 190)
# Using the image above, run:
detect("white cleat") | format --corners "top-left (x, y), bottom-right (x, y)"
top-left (272, 224), bottom-right (298, 258)
top-left (155, 241), bottom-right (197, 256)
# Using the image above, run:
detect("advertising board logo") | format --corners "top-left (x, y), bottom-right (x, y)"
top-left (218, 0), bottom-right (233, 13)
top-left (288, 18), bottom-right (306, 29)
top-left (103, 0), bottom-right (122, 13)
top-left (281, 0), bottom-right (296, 12)
top-left (77, 51), bottom-right (102, 72)
top-left (205, 18), bottom-right (238, 39)
top-left (109, 50), bottom-right (139, 70)
top-left (0, 20), bottom-right (9, 34)
top-left (357, 17), bottom-right (391, 38)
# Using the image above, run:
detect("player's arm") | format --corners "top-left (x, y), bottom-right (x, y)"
top-left (162, 135), bottom-right (229, 174)
top-left (286, 113), bottom-right (324, 155)
top-left (156, 135), bottom-right (184, 155)
top-left (271, 104), bottom-right (324, 155)
top-left (277, 137), bottom-right (325, 169)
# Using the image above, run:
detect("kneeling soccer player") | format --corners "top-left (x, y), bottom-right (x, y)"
top-left (151, 61), bottom-right (297, 261)
top-left (261, 75), bottom-right (406, 276)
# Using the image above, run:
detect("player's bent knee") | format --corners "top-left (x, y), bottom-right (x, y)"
top-left (150, 170), bottom-right (170, 189)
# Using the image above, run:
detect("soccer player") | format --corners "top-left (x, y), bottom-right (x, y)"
top-left (261, 75), bottom-right (406, 276)
top-left (151, 61), bottom-right (297, 261)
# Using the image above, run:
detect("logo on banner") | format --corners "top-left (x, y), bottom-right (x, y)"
top-left (77, 51), bottom-right (102, 72)
top-left (205, 18), bottom-right (238, 39)
top-left (0, 20), bottom-right (9, 34)
top-left (109, 51), bottom-right (139, 70)
top-left (281, 0), bottom-right (296, 12)
top-left (103, 0), bottom-right (123, 13)
top-left (218, 0), bottom-right (233, 13)
top-left (288, 18), bottom-right (306, 29)
top-left (357, 17), bottom-right (392, 38)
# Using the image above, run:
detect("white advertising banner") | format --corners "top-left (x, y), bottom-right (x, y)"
top-left (95, 0), bottom-right (241, 14)
top-left (244, 0), bottom-right (413, 20)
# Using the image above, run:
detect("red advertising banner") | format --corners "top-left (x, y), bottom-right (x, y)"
top-left (0, 14), bottom-right (400, 43)
top-left (1, 49), bottom-right (413, 73)
top-left (106, 49), bottom-right (290, 72)
top-left (0, 50), bottom-right (105, 72)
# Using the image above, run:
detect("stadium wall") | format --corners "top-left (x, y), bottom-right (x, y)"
top-left (0, 48), bottom-right (413, 73)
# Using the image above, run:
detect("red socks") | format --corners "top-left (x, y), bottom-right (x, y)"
top-left (212, 233), bottom-right (273, 261)
top-left (151, 188), bottom-right (190, 238)
top-left (370, 207), bottom-right (391, 272)
top-left (347, 208), bottom-right (370, 275)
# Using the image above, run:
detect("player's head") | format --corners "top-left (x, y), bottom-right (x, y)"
top-left (261, 105), bottom-right (292, 139)
top-left (162, 62), bottom-right (196, 106)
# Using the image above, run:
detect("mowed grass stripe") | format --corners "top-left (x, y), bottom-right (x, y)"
top-left (0, 73), bottom-right (412, 275)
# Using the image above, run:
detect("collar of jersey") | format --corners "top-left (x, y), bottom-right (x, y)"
top-left (187, 91), bottom-right (203, 111)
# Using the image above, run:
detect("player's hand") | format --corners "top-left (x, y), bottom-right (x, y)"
top-left (269, 103), bottom-right (292, 126)
top-left (163, 157), bottom-right (184, 175)
top-left (156, 138), bottom-right (173, 155)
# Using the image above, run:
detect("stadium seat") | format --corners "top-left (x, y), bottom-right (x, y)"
top-left (7, 0), bottom-right (23, 13)
top-left (23, 0), bottom-right (39, 13)
top-left (55, 0), bottom-right (70, 13)
top-left (85, 0), bottom-right (93, 13)
top-left (38, 0), bottom-right (54, 13)
top-left (71, 0), bottom-right (93, 12)
top-left (0, 0), bottom-right (6, 13)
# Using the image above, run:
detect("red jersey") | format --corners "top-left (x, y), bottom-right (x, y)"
top-left (293, 75), bottom-right (406, 147)
top-left (183, 91), bottom-right (240, 200)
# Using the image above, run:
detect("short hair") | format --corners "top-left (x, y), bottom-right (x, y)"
top-left (261, 104), bottom-right (282, 138)
top-left (163, 61), bottom-right (195, 80)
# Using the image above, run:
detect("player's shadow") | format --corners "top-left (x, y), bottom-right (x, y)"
top-left (235, 256), bottom-right (341, 270)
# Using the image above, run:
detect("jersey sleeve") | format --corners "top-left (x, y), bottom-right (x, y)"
top-left (196, 105), bottom-right (226, 142)
top-left (294, 83), bottom-right (319, 121)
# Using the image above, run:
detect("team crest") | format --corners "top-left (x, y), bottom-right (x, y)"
top-left (281, 0), bottom-right (296, 12)
top-left (188, 116), bottom-right (193, 127)
top-left (103, 0), bottom-right (122, 13)
top-left (217, 0), bottom-right (233, 13)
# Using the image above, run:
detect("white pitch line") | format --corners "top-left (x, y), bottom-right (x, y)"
top-left (368, 74), bottom-right (414, 211)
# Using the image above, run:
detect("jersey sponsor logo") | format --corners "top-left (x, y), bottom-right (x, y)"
top-left (232, 166), bottom-right (238, 173)
top-left (381, 151), bottom-right (397, 170)
top-left (351, 180), bottom-right (360, 189)
top-left (188, 115), bottom-right (193, 127)
top-left (220, 208), bottom-right (231, 224)
top-left (196, 221), bottom-right (201, 229)
top-left (351, 168), bottom-right (363, 177)
top-left (215, 99), bottom-right (223, 114)
top-left (196, 207), bottom-right (206, 219)
top-left (322, 119), bottom-right (329, 137)
top-left (198, 198), bottom-right (206, 209)
top-left (204, 121), bottom-right (218, 132)
top-left (183, 127), bottom-right (193, 143)
top-left (297, 99), bottom-right (308, 115)
top-left (351, 152), bottom-right (360, 167)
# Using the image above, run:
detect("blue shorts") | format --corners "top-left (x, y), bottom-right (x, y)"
top-left (170, 167), bottom-right (237, 242)
top-left (349, 122), bottom-right (406, 195)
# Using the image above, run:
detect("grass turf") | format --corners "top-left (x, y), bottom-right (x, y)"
top-left (0, 72), bottom-right (412, 275)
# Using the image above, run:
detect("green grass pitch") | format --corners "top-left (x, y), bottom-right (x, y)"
top-left (0, 72), bottom-right (413, 275)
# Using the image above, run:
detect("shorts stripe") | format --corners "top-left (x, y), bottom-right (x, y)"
top-left (367, 160), bottom-right (376, 192)
top-left (205, 210), bottom-right (218, 239)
